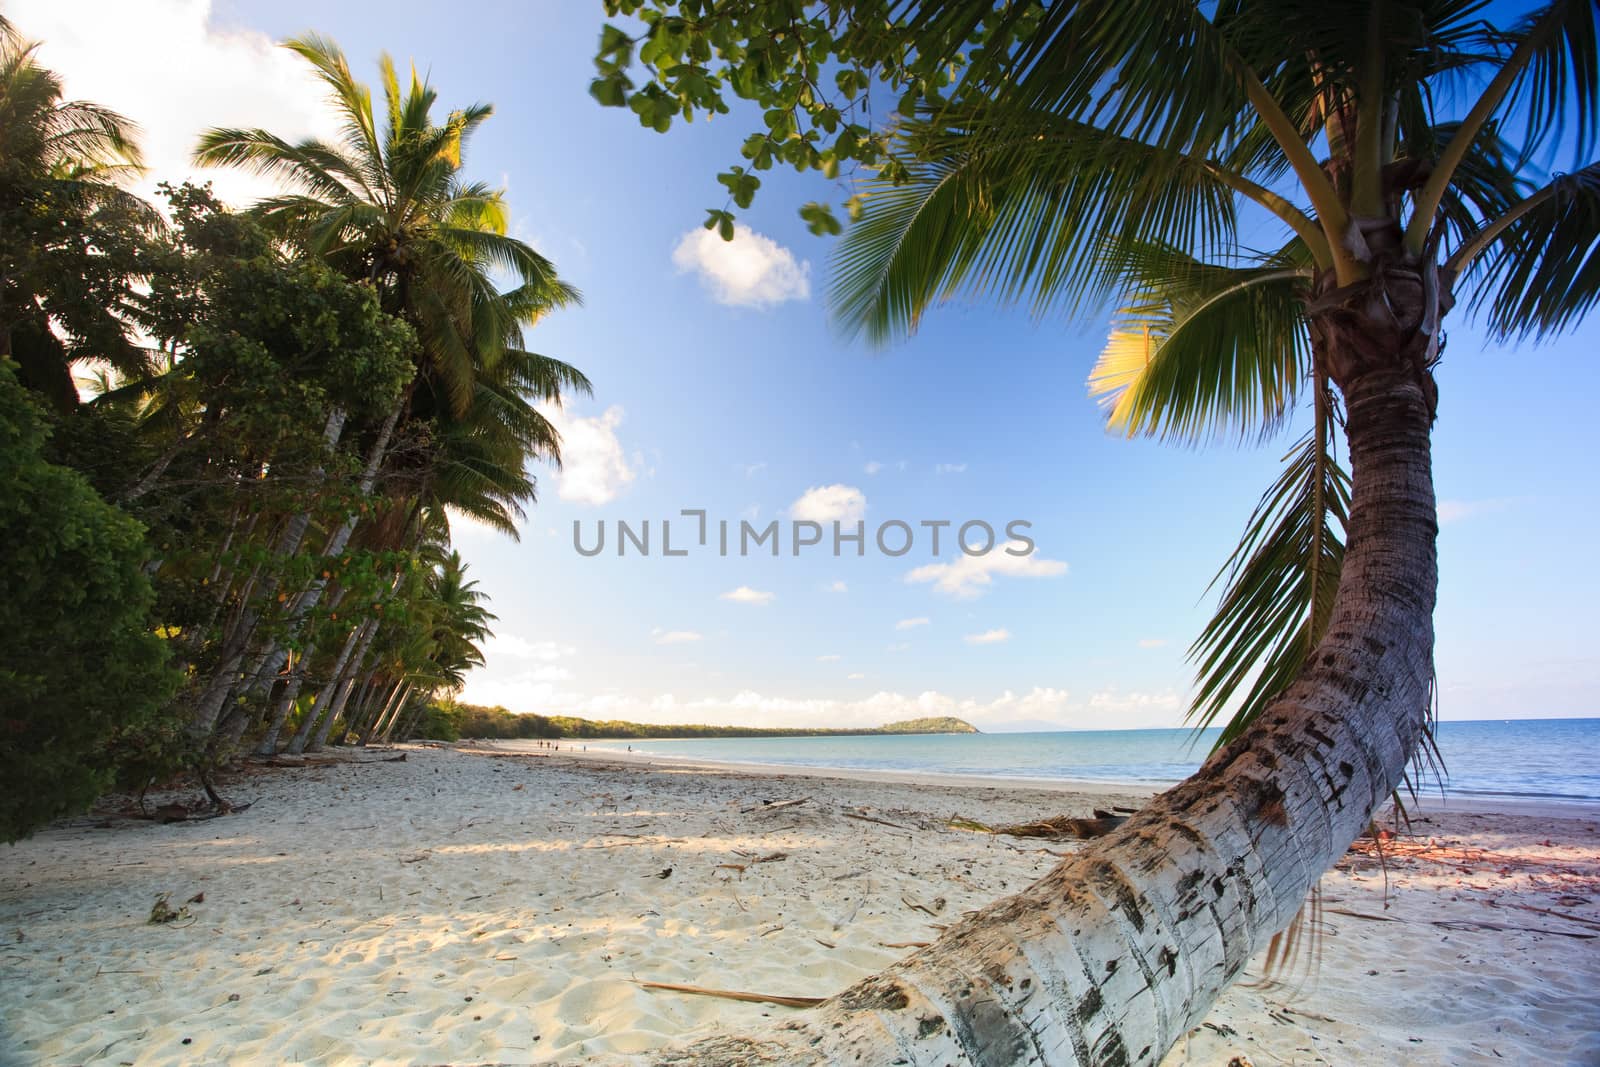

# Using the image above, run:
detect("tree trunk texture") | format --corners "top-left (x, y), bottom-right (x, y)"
top-left (664, 323), bottom-right (1438, 1064)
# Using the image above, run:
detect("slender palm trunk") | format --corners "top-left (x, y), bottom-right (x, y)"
top-left (352, 675), bottom-right (393, 744)
top-left (366, 684), bottom-right (409, 742)
top-left (392, 697), bottom-right (429, 743)
top-left (291, 616), bottom-right (379, 754)
top-left (342, 671), bottom-right (381, 741)
top-left (381, 684), bottom-right (425, 743)
top-left (199, 403), bottom-right (398, 758)
top-left (674, 332), bottom-right (1438, 1064)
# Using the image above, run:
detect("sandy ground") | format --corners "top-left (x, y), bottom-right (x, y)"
top-left (1, 742), bottom-right (1597, 1066)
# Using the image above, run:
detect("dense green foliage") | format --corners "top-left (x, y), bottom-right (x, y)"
top-left (0, 362), bottom-right (176, 841)
top-left (0, 18), bottom-right (586, 834)
top-left (426, 703), bottom-right (978, 740)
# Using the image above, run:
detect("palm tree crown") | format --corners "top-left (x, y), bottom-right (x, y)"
top-left (828, 0), bottom-right (1598, 741)
top-left (196, 34), bottom-right (581, 416)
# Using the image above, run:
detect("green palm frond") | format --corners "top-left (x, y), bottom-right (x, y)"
top-left (1088, 244), bottom-right (1313, 443)
top-left (1505, 0), bottom-right (1600, 163)
top-left (1189, 397), bottom-right (1351, 747)
top-left (1457, 161), bottom-right (1600, 338)
top-left (830, 112), bottom-right (1240, 342)
top-left (193, 129), bottom-right (370, 205)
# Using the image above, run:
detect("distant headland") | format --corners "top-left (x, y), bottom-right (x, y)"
top-left (444, 704), bottom-right (978, 740)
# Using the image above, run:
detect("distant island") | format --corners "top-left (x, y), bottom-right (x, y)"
top-left (441, 704), bottom-right (978, 740)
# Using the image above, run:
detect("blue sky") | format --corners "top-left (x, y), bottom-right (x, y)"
top-left (19, 0), bottom-right (1597, 729)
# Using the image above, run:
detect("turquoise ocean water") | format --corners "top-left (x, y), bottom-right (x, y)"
top-left (594, 718), bottom-right (1600, 804)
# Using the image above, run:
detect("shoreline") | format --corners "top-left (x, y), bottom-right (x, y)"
top-left (505, 739), bottom-right (1600, 819)
top-left (2, 744), bottom-right (1597, 1065)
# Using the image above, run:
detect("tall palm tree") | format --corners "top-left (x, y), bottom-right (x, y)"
top-left (195, 34), bottom-right (579, 416)
top-left (616, 1), bottom-right (1599, 1062)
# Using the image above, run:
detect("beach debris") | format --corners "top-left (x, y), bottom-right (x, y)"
top-left (814, 938), bottom-right (836, 949)
top-left (399, 851), bottom-right (432, 864)
top-left (638, 981), bottom-right (823, 1009)
top-left (147, 894), bottom-right (193, 925)
top-left (744, 796), bottom-right (810, 815)
top-left (656, 868), bottom-right (673, 879)
top-left (879, 940), bottom-right (932, 949)
top-left (947, 814), bottom-right (1126, 839)
top-left (843, 811), bottom-right (913, 831)
top-left (715, 863), bottom-right (747, 875)
top-left (902, 895), bottom-right (947, 917)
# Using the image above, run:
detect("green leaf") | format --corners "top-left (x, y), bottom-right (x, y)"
top-left (1188, 407), bottom-right (1351, 748)
top-left (589, 75), bottom-right (629, 108)
top-left (800, 201), bottom-right (842, 236)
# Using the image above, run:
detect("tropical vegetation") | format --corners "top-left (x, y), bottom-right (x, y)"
top-left (597, 0), bottom-right (1600, 1061)
top-left (0, 16), bottom-right (585, 838)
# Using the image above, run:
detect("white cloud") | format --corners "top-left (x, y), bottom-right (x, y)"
top-left (652, 629), bottom-right (703, 645)
top-left (1438, 498), bottom-right (1513, 524)
top-left (541, 404), bottom-right (637, 506)
top-left (964, 628), bottom-right (1011, 645)
top-left (790, 484), bottom-right (866, 523)
top-left (817, 654), bottom-right (842, 663)
top-left (864, 460), bottom-right (884, 475)
top-left (1138, 638), bottom-right (1168, 649)
top-left (847, 672), bottom-right (865, 680)
top-left (671, 224), bottom-right (810, 308)
top-left (720, 586), bottom-right (775, 606)
top-left (13, 0), bottom-right (341, 210)
top-left (905, 541), bottom-right (1068, 599)
top-left (825, 580), bottom-right (848, 593)
top-left (935, 463), bottom-right (968, 474)
top-left (895, 617), bottom-right (931, 631)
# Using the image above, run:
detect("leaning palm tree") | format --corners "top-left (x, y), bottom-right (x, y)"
top-left (606, 0), bottom-right (1599, 1062)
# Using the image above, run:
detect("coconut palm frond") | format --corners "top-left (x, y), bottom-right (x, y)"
top-left (1188, 395), bottom-right (1351, 747)
top-left (1458, 161), bottom-right (1600, 339)
top-left (1089, 244), bottom-right (1313, 444)
top-left (831, 113), bottom-right (1240, 343)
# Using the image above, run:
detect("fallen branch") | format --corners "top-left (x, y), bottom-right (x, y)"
top-left (638, 981), bottom-right (823, 1009)
top-left (744, 797), bottom-right (810, 815)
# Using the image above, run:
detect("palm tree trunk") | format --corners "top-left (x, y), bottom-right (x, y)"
top-left (379, 684), bottom-right (421, 743)
top-left (363, 681), bottom-right (408, 747)
top-left (252, 587), bottom-right (354, 756)
top-left (342, 670), bottom-right (382, 742)
top-left (393, 696), bottom-right (430, 743)
top-left (674, 356), bottom-right (1437, 1064)
top-left (205, 403), bottom-right (398, 756)
top-left (352, 678), bottom-right (395, 746)
top-left (291, 616), bottom-right (379, 754)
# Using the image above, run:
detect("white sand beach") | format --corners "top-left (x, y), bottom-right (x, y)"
top-left (2, 743), bottom-right (1597, 1066)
